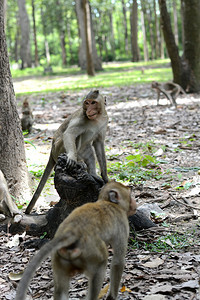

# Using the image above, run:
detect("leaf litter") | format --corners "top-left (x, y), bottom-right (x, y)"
top-left (1, 84), bottom-right (200, 299)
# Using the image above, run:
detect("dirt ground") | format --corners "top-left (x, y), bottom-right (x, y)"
top-left (0, 84), bottom-right (200, 299)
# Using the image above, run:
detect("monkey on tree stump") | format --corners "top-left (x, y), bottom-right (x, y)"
top-left (25, 90), bottom-right (108, 214)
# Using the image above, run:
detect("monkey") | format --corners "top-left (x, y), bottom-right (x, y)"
top-left (21, 98), bottom-right (34, 133)
top-left (25, 90), bottom-right (108, 214)
top-left (15, 181), bottom-right (137, 300)
top-left (0, 170), bottom-right (20, 217)
top-left (151, 81), bottom-right (186, 107)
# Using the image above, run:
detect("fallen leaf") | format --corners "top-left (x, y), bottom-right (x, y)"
top-left (142, 257), bottom-right (164, 268)
top-left (98, 284), bottom-right (109, 299)
top-left (6, 232), bottom-right (26, 248)
top-left (120, 285), bottom-right (132, 293)
top-left (9, 271), bottom-right (24, 281)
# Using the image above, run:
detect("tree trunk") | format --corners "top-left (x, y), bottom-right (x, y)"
top-left (130, 0), bottom-right (139, 62)
top-left (147, 2), bottom-right (155, 60)
top-left (60, 30), bottom-right (67, 66)
top-left (55, 0), bottom-right (67, 67)
top-left (121, 0), bottom-right (128, 54)
top-left (67, 20), bottom-right (74, 64)
top-left (41, 6), bottom-right (51, 66)
top-left (0, 2), bottom-right (31, 202)
top-left (31, 0), bottom-right (39, 67)
top-left (153, 0), bottom-right (161, 58)
top-left (3, 0), bottom-right (6, 28)
top-left (180, 0), bottom-right (185, 46)
top-left (183, 0), bottom-right (200, 92)
top-left (17, 0), bottom-right (32, 69)
top-left (141, 8), bottom-right (148, 61)
top-left (172, 0), bottom-right (179, 45)
top-left (158, 0), bottom-right (183, 84)
top-left (159, 0), bottom-right (200, 92)
top-left (75, 0), bottom-right (102, 71)
top-left (83, 0), bottom-right (95, 76)
top-left (109, 12), bottom-right (115, 60)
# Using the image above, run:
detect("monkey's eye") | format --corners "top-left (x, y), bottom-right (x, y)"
top-left (91, 101), bottom-right (96, 105)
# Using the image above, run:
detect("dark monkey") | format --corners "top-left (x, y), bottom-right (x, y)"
top-left (152, 81), bottom-right (186, 106)
top-left (21, 98), bottom-right (34, 133)
top-left (15, 181), bottom-right (137, 300)
top-left (25, 90), bottom-right (108, 214)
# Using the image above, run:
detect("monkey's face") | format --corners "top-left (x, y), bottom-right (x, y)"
top-left (84, 99), bottom-right (100, 120)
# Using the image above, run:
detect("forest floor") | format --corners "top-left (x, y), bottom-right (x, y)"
top-left (1, 83), bottom-right (200, 299)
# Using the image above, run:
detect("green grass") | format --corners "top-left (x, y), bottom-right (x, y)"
top-left (130, 231), bottom-right (196, 253)
top-left (12, 59), bottom-right (173, 96)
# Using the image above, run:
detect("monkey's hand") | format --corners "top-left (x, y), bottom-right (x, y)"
top-left (66, 157), bottom-right (77, 170)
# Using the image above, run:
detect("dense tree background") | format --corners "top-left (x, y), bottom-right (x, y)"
top-left (4, 0), bottom-right (183, 65)
top-left (4, 0), bottom-right (200, 87)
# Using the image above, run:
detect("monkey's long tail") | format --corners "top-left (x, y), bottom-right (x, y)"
top-left (25, 155), bottom-right (55, 214)
top-left (15, 234), bottom-right (78, 300)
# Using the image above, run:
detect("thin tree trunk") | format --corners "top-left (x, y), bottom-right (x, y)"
top-left (147, 3), bottom-right (155, 60)
top-left (41, 6), bottom-right (51, 66)
top-left (109, 12), bottom-right (115, 60)
top-left (67, 21), bottom-right (74, 64)
top-left (45, 39), bottom-right (51, 66)
top-left (130, 0), bottom-right (139, 62)
top-left (17, 0), bottom-right (31, 69)
top-left (31, 0), bottom-right (39, 67)
top-left (121, 0), bottom-right (128, 54)
top-left (0, 2), bottom-right (31, 201)
top-left (159, 0), bottom-right (182, 83)
top-left (14, 17), bottom-right (20, 63)
top-left (181, 0), bottom-right (185, 49)
top-left (83, 0), bottom-right (95, 76)
top-left (153, 0), bottom-right (160, 58)
top-left (75, 0), bottom-right (102, 71)
top-left (141, 9), bottom-right (148, 61)
top-left (160, 28), bottom-right (165, 59)
top-left (60, 30), bottom-right (67, 66)
top-left (173, 0), bottom-right (179, 45)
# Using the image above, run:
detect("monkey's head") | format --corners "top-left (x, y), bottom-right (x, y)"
top-left (23, 98), bottom-right (30, 108)
top-left (83, 90), bottom-right (106, 120)
top-left (151, 81), bottom-right (159, 89)
top-left (99, 181), bottom-right (137, 216)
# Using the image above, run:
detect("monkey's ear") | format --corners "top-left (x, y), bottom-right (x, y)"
top-left (108, 190), bottom-right (119, 204)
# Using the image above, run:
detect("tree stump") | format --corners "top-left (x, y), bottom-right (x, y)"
top-left (3, 153), bottom-right (156, 242)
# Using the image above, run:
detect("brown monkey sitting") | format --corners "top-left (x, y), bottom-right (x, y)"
top-left (21, 98), bottom-right (34, 133)
top-left (15, 181), bottom-right (136, 300)
top-left (25, 90), bottom-right (108, 214)
top-left (151, 81), bottom-right (186, 107)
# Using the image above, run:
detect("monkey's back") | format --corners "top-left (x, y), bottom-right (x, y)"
top-left (55, 200), bottom-right (129, 250)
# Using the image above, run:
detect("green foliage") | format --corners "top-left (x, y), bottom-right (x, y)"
top-left (107, 141), bottom-right (163, 184)
top-left (130, 231), bottom-right (195, 253)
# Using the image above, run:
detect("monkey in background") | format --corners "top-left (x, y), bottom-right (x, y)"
top-left (151, 81), bottom-right (186, 107)
top-left (25, 90), bottom-right (108, 214)
top-left (15, 181), bottom-right (137, 300)
top-left (21, 98), bottom-right (34, 133)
